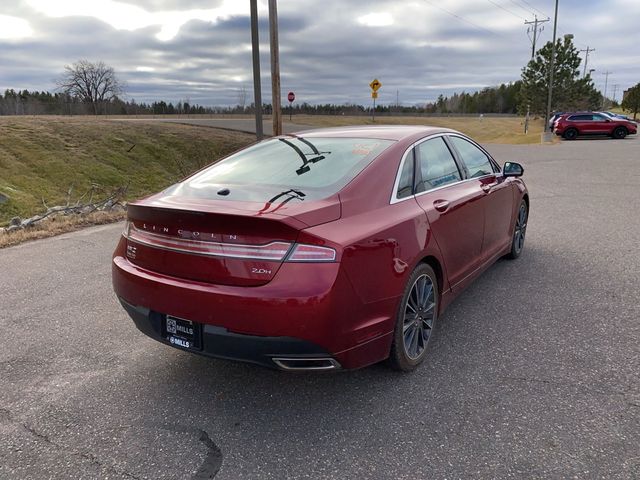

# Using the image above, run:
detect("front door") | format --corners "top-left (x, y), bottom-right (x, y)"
top-left (448, 136), bottom-right (515, 261)
top-left (411, 136), bottom-right (485, 289)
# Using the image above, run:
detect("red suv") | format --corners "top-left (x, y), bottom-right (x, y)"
top-left (554, 112), bottom-right (637, 140)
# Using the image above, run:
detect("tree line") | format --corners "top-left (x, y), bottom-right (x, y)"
top-left (0, 85), bottom-right (528, 117)
top-left (0, 89), bottom-right (223, 116)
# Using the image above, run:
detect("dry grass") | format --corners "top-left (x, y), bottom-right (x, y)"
top-left (0, 116), bottom-right (255, 225)
top-left (290, 115), bottom-right (546, 144)
top-left (0, 113), bottom-right (544, 247)
top-left (0, 210), bottom-right (126, 249)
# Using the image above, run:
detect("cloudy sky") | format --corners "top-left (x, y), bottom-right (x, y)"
top-left (0, 0), bottom-right (638, 107)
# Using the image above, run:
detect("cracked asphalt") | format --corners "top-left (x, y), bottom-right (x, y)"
top-left (1, 135), bottom-right (639, 479)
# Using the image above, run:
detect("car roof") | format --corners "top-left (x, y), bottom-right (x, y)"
top-left (288, 125), bottom-right (458, 141)
top-left (560, 111), bottom-right (594, 117)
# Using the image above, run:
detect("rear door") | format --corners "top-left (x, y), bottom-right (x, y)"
top-left (411, 136), bottom-right (485, 288)
top-left (568, 114), bottom-right (595, 133)
top-left (447, 135), bottom-right (515, 262)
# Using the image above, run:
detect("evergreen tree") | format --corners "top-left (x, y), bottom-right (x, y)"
top-left (519, 36), bottom-right (601, 115)
top-left (621, 83), bottom-right (640, 120)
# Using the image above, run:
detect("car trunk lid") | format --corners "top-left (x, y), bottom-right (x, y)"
top-left (124, 193), bottom-right (340, 286)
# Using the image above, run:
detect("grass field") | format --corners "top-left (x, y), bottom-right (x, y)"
top-left (291, 114), bottom-right (546, 144)
top-left (0, 114), bottom-right (546, 228)
top-left (0, 117), bottom-right (254, 225)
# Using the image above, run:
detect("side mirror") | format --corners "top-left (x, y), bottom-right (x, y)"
top-left (503, 162), bottom-right (524, 177)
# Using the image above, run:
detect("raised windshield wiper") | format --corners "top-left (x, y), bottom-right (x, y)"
top-left (258, 189), bottom-right (306, 215)
top-left (278, 138), bottom-right (331, 175)
top-left (267, 189), bottom-right (306, 204)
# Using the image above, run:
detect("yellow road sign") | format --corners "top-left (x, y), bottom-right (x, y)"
top-left (369, 78), bottom-right (382, 92)
top-left (371, 91), bottom-right (378, 99)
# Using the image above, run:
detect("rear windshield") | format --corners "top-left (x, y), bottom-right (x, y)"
top-left (173, 137), bottom-right (394, 202)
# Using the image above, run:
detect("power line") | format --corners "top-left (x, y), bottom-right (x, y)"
top-left (508, 0), bottom-right (536, 16)
top-left (518, 0), bottom-right (550, 18)
top-left (422, 0), bottom-right (504, 37)
top-left (486, 0), bottom-right (527, 20)
top-left (513, 0), bottom-right (588, 48)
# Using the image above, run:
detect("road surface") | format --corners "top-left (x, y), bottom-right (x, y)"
top-left (1, 137), bottom-right (639, 479)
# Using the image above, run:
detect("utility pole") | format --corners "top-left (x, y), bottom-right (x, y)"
top-left (544, 0), bottom-right (559, 134)
top-left (579, 46), bottom-right (595, 77)
top-left (249, 0), bottom-right (263, 140)
top-left (612, 84), bottom-right (620, 104)
top-left (268, 0), bottom-right (282, 136)
top-left (525, 15), bottom-right (550, 60)
top-left (602, 71), bottom-right (612, 109)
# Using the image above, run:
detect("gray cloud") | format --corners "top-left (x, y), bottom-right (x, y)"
top-left (1, 0), bottom-right (638, 106)
top-left (132, 0), bottom-right (225, 11)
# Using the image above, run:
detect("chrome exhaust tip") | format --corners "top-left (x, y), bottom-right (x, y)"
top-left (272, 357), bottom-right (341, 371)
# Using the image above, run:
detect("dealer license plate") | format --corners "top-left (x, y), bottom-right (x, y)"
top-left (163, 315), bottom-right (202, 350)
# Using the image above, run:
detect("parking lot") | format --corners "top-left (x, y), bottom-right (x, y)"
top-left (1, 135), bottom-right (639, 479)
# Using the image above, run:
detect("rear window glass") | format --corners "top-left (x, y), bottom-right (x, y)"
top-left (175, 137), bottom-right (394, 201)
top-left (396, 151), bottom-right (415, 199)
top-left (415, 137), bottom-right (462, 192)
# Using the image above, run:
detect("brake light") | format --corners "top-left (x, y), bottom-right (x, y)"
top-left (286, 244), bottom-right (336, 262)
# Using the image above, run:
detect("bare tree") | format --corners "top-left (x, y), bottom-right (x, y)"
top-left (57, 60), bottom-right (123, 114)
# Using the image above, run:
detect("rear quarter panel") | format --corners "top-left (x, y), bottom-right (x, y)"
top-left (302, 137), bottom-right (449, 332)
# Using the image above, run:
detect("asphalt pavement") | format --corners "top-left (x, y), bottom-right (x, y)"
top-left (1, 135), bottom-right (639, 479)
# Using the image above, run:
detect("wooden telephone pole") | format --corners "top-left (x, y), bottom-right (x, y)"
top-left (249, 0), bottom-right (263, 140)
top-left (269, 0), bottom-right (282, 136)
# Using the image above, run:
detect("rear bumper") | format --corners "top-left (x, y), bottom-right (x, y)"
top-left (112, 238), bottom-right (395, 370)
top-left (119, 298), bottom-right (340, 370)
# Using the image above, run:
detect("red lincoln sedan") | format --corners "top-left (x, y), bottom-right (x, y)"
top-left (112, 126), bottom-right (528, 371)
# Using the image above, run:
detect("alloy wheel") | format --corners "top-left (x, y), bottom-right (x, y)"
top-left (514, 202), bottom-right (528, 253)
top-left (402, 274), bottom-right (436, 360)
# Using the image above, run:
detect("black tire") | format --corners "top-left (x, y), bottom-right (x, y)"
top-left (563, 128), bottom-right (578, 140)
top-left (388, 264), bottom-right (438, 372)
top-left (613, 126), bottom-right (628, 139)
top-left (506, 199), bottom-right (528, 260)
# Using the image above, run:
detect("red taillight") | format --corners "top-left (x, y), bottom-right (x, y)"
top-left (126, 223), bottom-right (292, 261)
top-left (286, 244), bottom-right (336, 262)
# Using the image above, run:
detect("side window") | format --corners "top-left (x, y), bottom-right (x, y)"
top-left (569, 114), bottom-right (592, 121)
top-left (592, 114), bottom-right (607, 121)
top-left (449, 136), bottom-right (495, 178)
top-left (396, 151), bottom-right (414, 199)
top-left (415, 137), bottom-right (462, 192)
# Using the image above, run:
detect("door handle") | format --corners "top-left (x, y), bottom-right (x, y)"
top-left (433, 200), bottom-right (450, 212)
top-left (481, 183), bottom-right (498, 193)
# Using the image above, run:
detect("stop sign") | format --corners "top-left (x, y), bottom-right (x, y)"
top-left (288, 91), bottom-right (295, 102)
